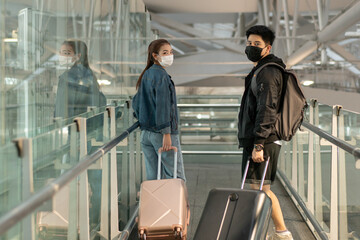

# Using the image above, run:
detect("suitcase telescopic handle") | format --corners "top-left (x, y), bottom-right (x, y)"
top-left (158, 146), bottom-right (178, 153)
top-left (240, 156), bottom-right (270, 190)
top-left (157, 147), bottom-right (178, 180)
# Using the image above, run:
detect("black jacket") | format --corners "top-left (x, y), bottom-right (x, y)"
top-left (238, 54), bottom-right (285, 147)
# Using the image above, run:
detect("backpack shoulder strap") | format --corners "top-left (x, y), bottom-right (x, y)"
top-left (251, 62), bottom-right (285, 97)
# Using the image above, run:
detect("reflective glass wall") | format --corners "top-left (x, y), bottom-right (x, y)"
top-left (0, 0), bottom-right (152, 144)
top-left (0, 0), bottom-right (152, 238)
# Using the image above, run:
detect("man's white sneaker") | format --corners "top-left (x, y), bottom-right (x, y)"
top-left (267, 228), bottom-right (293, 240)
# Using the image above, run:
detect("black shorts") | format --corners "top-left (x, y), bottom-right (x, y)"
top-left (242, 142), bottom-right (281, 185)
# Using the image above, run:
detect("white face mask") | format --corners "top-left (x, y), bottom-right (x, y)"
top-left (58, 55), bottom-right (74, 67)
top-left (159, 54), bottom-right (174, 67)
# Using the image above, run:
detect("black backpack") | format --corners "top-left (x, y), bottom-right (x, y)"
top-left (251, 63), bottom-right (308, 141)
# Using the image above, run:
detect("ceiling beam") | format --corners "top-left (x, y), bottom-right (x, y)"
top-left (166, 50), bottom-right (251, 85)
top-left (150, 13), bottom-right (245, 54)
top-left (287, 1), bottom-right (360, 67)
top-left (329, 43), bottom-right (360, 70)
top-left (151, 22), bottom-right (217, 52)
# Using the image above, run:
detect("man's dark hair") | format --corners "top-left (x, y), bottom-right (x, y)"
top-left (246, 25), bottom-right (276, 46)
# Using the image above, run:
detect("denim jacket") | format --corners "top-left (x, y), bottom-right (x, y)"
top-left (55, 64), bottom-right (106, 118)
top-left (132, 64), bottom-right (179, 134)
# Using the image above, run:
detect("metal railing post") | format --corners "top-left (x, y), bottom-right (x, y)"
top-left (99, 111), bottom-right (110, 239)
top-left (68, 123), bottom-right (79, 240)
top-left (285, 141), bottom-right (291, 179)
top-left (313, 100), bottom-right (324, 226)
top-left (279, 142), bottom-right (286, 172)
top-left (128, 102), bottom-right (136, 209)
top-left (14, 138), bottom-right (35, 240)
top-left (74, 117), bottom-right (90, 240)
top-left (108, 106), bottom-right (121, 239)
top-left (142, 152), bottom-right (147, 182)
top-left (53, 118), bottom-right (64, 172)
top-left (337, 107), bottom-right (348, 240)
top-left (135, 130), bottom-right (142, 189)
top-left (120, 103), bottom-right (130, 224)
top-left (307, 99), bottom-right (315, 213)
top-left (291, 135), bottom-right (298, 191)
top-left (330, 105), bottom-right (340, 240)
top-left (298, 131), bottom-right (305, 199)
top-left (177, 101), bottom-right (182, 145)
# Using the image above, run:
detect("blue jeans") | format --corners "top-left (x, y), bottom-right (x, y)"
top-left (140, 130), bottom-right (186, 181)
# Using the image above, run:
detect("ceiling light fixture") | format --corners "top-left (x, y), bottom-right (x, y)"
top-left (301, 80), bottom-right (314, 86)
top-left (97, 79), bottom-right (111, 85)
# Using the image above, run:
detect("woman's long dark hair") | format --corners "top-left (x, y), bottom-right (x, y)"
top-left (136, 39), bottom-right (170, 90)
top-left (62, 40), bottom-right (90, 68)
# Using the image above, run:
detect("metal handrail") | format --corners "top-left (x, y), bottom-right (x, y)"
top-left (118, 205), bottom-right (139, 240)
top-left (302, 121), bottom-right (360, 161)
top-left (178, 95), bottom-right (240, 99)
top-left (182, 150), bottom-right (242, 155)
top-left (177, 103), bottom-right (359, 161)
top-left (178, 103), bottom-right (240, 108)
top-left (0, 121), bottom-right (140, 235)
top-left (277, 170), bottom-right (328, 240)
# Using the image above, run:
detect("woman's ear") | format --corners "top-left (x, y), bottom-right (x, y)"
top-left (152, 52), bottom-right (158, 62)
top-left (73, 53), bottom-right (81, 62)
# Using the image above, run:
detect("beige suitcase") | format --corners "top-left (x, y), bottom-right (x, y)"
top-left (138, 147), bottom-right (190, 240)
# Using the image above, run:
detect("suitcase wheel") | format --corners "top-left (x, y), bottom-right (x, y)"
top-left (136, 191), bottom-right (140, 201)
top-left (139, 229), bottom-right (146, 240)
top-left (174, 227), bottom-right (182, 239)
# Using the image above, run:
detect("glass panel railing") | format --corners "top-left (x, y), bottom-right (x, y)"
top-left (33, 123), bottom-right (79, 188)
top-left (342, 151), bottom-right (360, 239)
top-left (279, 102), bottom-right (360, 239)
top-left (178, 103), bottom-right (240, 163)
top-left (116, 104), bottom-right (141, 229)
top-left (86, 113), bottom-right (106, 235)
top-left (87, 112), bottom-right (108, 154)
top-left (116, 105), bottom-right (126, 137)
top-left (177, 95), bottom-right (241, 104)
top-left (307, 100), bottom-right (333, 134)
top-left (0, 104), bottom-right (142, 240)
top-left (278, 128), bottom-right (332, 234)
top-left (1, 198), bottom-right (54, 240)
top-left (341, 109), bottom-right (360, 142)
top-left (177, 98), bottom-right (360, 240)
top-left (317, 103), bottom-right (333, 134)
top-left (178, 104), bottom-right (239, 144)
top-left (0, 144), bottom-right (22, 217)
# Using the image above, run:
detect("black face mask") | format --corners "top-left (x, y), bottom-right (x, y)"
top-left (245, 46), bottom-right (266, 62)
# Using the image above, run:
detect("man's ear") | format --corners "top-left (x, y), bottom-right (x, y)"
top-left (266, 45), bottom-right (272, 53)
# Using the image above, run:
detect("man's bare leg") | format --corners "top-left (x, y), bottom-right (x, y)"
top-left (251, 184), bottom-right (286, 231)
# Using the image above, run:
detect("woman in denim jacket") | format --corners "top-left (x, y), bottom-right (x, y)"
top-left (132, 39), bottom-right (186, 181)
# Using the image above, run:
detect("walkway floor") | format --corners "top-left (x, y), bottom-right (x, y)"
top-left (184, 162), bottom-right (316, 240)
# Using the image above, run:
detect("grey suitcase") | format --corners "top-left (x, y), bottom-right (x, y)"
top-left (194, 157), bottom-right (272, 240)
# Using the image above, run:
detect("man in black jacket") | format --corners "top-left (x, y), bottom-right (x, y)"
top-left (238, 25), bottom-right (293, 240)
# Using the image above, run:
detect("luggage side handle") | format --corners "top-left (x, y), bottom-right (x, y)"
top-left (216, 193), bottom-right (239, 240)
top-left (157, 147), bottom-right (178, 180)
top-left (240, 156), bottom-right (270, 190)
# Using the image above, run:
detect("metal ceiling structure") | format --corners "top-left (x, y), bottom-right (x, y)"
top-left (143, 0), bottom-right (360, 91)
